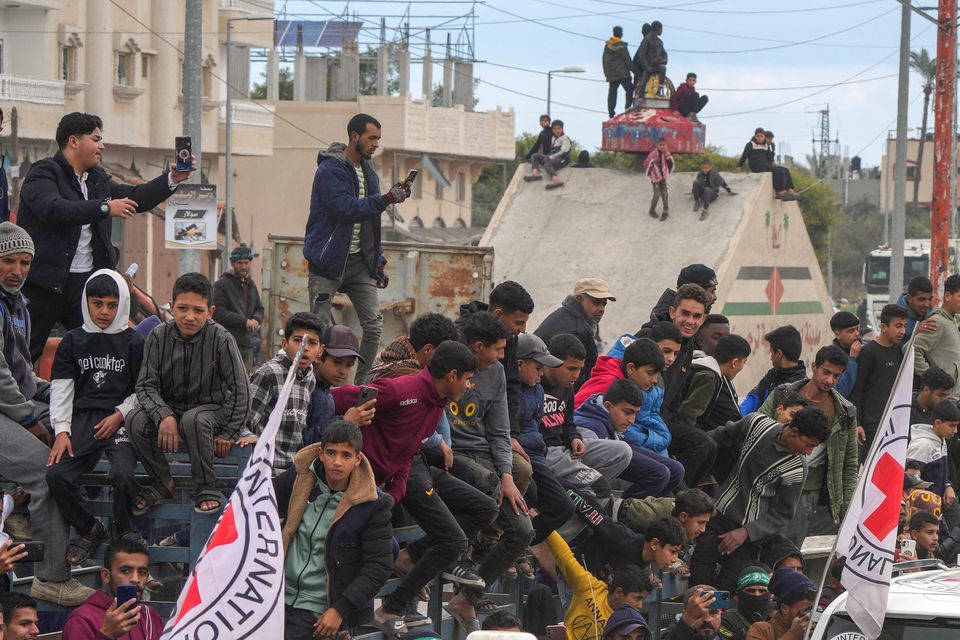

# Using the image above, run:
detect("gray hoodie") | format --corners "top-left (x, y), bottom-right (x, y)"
top-left (447, 362), bottom-right (513, 474)
top-left (0, 283), bottom-right (45, 425)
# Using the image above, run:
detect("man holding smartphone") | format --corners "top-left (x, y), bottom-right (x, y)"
top-left (17, 112), bottom-right (195, 360)
top-left (62, 539), bottom-right (162, 640)
top-left (744, 569), bottom-right (815, 640)
top-left (304, 113), bottom-right (412, 382)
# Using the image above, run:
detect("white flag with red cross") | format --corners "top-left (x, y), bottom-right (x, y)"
top-left (834, 346), bottom-right (914, 640)
top-left (160, 360), bottom-right (298, 638)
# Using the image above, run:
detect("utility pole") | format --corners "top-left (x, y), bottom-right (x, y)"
top-left (931, 0), bottom-right (956, 299)
top-left (9, 107), bottom-right (19, 213)
top-left (891, 0), bottom-right (911, 301)
top-left (180, 0), bottom-right (203, 275)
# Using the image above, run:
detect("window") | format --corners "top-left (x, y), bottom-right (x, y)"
top-left (455, 172), bottom-right (466, 202)
top-left (410, 216), bottom-right (424, 228)
top-left (61, 46), bottom-right (77, 81)
top-left (202, 55), bottom-right (216, 98)
top-left (116, 52), bottom-right (133, 86)
top-left (906, 166), bottom-right (917, 180)
top-left (141, 53), bottom-right (149, 79)
top-left (434, 178), bottom-right (444, 202)
top-left (431, 217), bottom-right (446, 229)
top-left (411, 172), bottom-right (422, 199)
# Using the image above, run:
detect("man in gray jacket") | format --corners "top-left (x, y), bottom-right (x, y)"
top-left (213, 243), bottom-right (264, 370)
top-left (0, 222), bottom-right (95, 606)
top-left (603, 26), bottom-right (639, 118)
top-left (914, 273), bottom-right (960, 399)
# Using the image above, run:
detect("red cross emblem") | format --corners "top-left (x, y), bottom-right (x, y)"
top-left (863, 453), bottom-right (904, 541)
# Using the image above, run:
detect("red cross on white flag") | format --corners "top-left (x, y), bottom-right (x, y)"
top-left (834, 346), bottom-right (914, 640)
top-left (160, 350), bottom-right (301, 638)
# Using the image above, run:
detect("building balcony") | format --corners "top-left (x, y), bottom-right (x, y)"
top-left (0, 75), bottom-right (65, 106)
top-left (218, 100), bottom-right (275, 156)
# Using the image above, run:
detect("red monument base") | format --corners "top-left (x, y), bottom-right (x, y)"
top-left (602, 108), bottom-right (706, 154)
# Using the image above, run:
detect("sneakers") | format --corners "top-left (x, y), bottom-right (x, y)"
top-left (31, 577), bottom-right (96, 607)
top-left (660, 210), bottom-right (670, 221)
top-left (402, 609), bottom-right (433, 628)
top-left (441, 560), bottom-right (486, 588)
top-left (648, 209), bottom-right (659, 219)
top-left (700, 208), bottom-right (709, 221)
top-left (693, 199), bottom-right (701, 212)
top-left (158, 532), bottom-right (184, 547)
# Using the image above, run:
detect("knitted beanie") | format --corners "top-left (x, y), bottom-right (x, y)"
top-left (0, 222), bottom-right (35, 257)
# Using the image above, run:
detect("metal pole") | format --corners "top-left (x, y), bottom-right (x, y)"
top-left (180, 0), bottom-right (203, 275)
top-left (224, 19), bottom-right (234, 271)
top-left (547, 72), bottom-right (552, 117)
top-left (891, 0), bottom-right (911, 298)
top-left (931, 0), bottom-right (956, 300)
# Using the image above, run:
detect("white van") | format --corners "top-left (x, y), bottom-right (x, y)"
top-left (811, 567), bottom-right (960, 639)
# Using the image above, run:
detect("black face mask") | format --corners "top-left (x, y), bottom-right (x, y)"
top-left (738, 592), bottom-right (772, 623)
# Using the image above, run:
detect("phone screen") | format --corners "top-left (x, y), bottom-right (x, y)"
top-left (175, 137), bottom-right (192, 171)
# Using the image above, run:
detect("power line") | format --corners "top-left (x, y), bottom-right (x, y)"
top-left (587, 0), bottom-right (886, 14)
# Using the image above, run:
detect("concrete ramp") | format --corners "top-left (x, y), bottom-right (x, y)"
top-left (481, 167), bottom-right (833, 389)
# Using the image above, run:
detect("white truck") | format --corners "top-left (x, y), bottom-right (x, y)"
top-left (811, 564), bottom-right (960, 639)
top-left (861, 239), bottom-right (959, 331)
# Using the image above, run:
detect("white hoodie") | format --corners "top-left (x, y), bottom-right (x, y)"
top-left (50, 269), bottom-right (139, 436)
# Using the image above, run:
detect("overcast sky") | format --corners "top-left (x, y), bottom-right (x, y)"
top-left (280, 0), bottom-right (939, 166)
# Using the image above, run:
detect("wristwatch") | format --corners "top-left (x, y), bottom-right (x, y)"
top-left (100, 199), bottom-right (110, 215)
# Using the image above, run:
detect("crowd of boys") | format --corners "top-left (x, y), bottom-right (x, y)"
top-left (0, 112), bottom-right (958, 640)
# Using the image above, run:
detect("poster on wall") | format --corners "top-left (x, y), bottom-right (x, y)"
top-left (165, 184), bottom-right (217, 250)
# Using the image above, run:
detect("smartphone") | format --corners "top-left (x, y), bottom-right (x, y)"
top-left (20, 541), bottom-right (45, 563)
top-left (125, 262), bottom-right (139, 278)
top-left (355, 386), bottom-right (379, 407)
top-left (116, 584), bottom-right (139, 608)
top-left (706, 590), bottom-right (732, 610)
top-left (175, 136), bottom-right (192, 171)
top-left (404, 169), bottom-right (419, 186)
top-left (900, 538), bottom-right (917, 556)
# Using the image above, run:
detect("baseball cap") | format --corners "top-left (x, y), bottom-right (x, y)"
top-left (517, 333), bottom-right (563, 367)
top-left (323, 325), bottom-right (364, 362)
top-left (574, 277), bottom-right (617, 301)
top-left (904, 473), bottom-right (934, 491)
top-left (677, 264), bottom-right (718, 289)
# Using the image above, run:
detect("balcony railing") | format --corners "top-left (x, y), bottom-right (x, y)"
top-left (0, 75), bottom-right (66, 106)
top-left (218, 101), bottom-right (275, 127)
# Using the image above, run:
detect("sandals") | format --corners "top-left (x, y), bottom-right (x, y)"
top-left (444, 604), bottom-right (481, 635)
top-left (117, 528), bottom-right (147, 546)
top-left (194, 490), bottom-right (226, 514)
top-left (515, 556), bottom-right (535, 580)
top-left (545, 181), bottom-right (564, 190)
top-left (523, 175), bottom-right (543, 182)
top-left (474, 597), bottom-right (503, 613)
top-left (132, 486), bottom-right (174, 517)
top-left (66, 520), bottom-right (108, 567)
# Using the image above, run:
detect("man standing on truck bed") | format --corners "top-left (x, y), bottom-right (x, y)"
top-left (304, 113), bottom-right (412, 382)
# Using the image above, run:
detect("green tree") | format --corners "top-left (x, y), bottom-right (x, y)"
top-left (431, 81), bottom-right (480, 109)
top-left (249, 66), bottom-right (293, 100)
top-left (791, 168), bottom-right (838, 267)
top-left (909, 48), bottom-right (936, 205)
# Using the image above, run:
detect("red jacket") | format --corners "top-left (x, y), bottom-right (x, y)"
top-left (670, 82), bottom-right (694, 111)
top-left (333, 367), bottom-right (445, 502)
top-left (574, 355), bottom-right (624, 408)
top-left (63, 590), bottom-right (163, 640)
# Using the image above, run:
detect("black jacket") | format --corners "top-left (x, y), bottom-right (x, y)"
top-left (212, 271), bottom-right (265, 349)
top-left (693, 169), bottom-right (731, 192)
top-left (737, 141), bottom-right (775, 173)
top-left (534, 295), bottom-right (599, 392)
top-left (526, 126), bottom-right (553, 160)
top-left (661, 336), bottom-right (696, 420)
top-left (276, 457), bottom-right (394, 629)
top-left (18, 152), bottom-right (174, 293)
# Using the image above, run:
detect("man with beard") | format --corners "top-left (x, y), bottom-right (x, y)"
top-left (718, 567), bottom-right (771, 640)
top-left (304, 113), bottom-right (412, 381)
top-left (213, 244), bottom-right (264, 370)
top-left (665, 585), bottom-right (725, 640)
top-left (535, 278), bottom-right (617, 392)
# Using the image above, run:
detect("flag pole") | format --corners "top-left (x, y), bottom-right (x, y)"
top-left (801, 339), bottom-right (917, 640)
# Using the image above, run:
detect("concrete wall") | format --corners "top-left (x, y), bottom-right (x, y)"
top-left (483, 167), bottom-right (834, 392)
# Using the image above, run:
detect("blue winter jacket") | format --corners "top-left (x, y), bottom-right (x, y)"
top-left (304, 380), bottom-right (336, 445)
top-left (833, 338), bottom-right (858, 399)
top-left (519, 384), bottom-right (548, 459)
top-left (606, 335), bottom-right (672, 456)
top-left (304, 143), bottom-right (387, 281)
top-left (574, 392), bottom-right (617, 440)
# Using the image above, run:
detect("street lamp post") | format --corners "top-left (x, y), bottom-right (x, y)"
top-left (546, 66), bottom-right (586, 117)
top-left (224, 15), bottom-right (272, 269)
